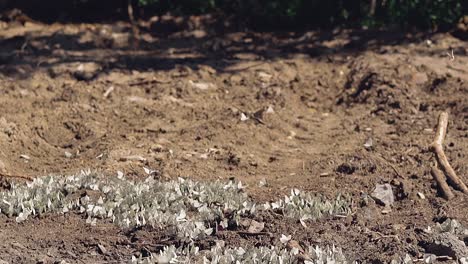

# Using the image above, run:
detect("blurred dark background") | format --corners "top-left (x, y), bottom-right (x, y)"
top-left (0, 0), bottom-right (466, 31)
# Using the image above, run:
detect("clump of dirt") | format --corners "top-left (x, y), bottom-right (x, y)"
top-left (338, 53), bottom-right (423, 119)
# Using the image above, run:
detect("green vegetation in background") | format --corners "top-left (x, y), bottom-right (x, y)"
top-left (362, 0), bottom-right (464, 29)
top-left (136, 0), bottom-right (465, 29)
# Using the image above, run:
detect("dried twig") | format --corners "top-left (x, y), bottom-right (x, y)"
top-left (431, 166), bottom-right (455, 200)
top-left (0, 172), bottom-right (33, 181)
top-left (236, 231), bottom-right (273, 237)
top-left (446, 49), bottom-right (455, 61)
top-left (127, 0), bottom-right (139, 49)
top-left (128, 78), bottom-right (171, 86)
top-left (103, 86), bottom-right (114, 98)
top-left (376, 154), bottom-right (402, 177)
top-left (430, 112), bottom-right (468, 194)
top-left (415, 255), bottom-right (452, 262)
top-left (370, 230), bottom-right (400, 242)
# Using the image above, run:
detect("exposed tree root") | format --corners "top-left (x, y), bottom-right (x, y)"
top-left (431, 166), bottom-right (455, 200)
top-left (430, 112), bottom-right (468, 198)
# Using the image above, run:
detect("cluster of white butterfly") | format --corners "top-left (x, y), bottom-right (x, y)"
top-left (0, 170), bottom-right (256, 240)
top-left (263, 189), bottom-right (351, 228)
top-left (131, 243), bottom-right (354, 264)
top-left (0, 170), bottom-right (351, 228)
top-left (0, 170), bottom-right (358, 263)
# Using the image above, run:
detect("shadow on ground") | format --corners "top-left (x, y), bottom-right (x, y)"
top-left (1, 18), bottom-right (465, 79)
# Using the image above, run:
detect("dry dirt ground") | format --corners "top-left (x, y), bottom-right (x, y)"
top-left (0, 19), bottom-right (467, 263)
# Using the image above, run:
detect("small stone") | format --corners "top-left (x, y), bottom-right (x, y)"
top-left (64, 151), bottom-right (73, 158)
top-left (257, 72), bottom-right (272, 83)
top-left (111, 32), bottom-right (131, 48)
top-left (247, 220), bottom-right (265, 233)
top-left (73, 62), bottom-right (101, 81)
top-left (390, 179), bottom-right (401, 186)
top-left (371, 183), bottom-right (395, 206)
top-left (149, 144), bottom-right (165, 153)
top-left (229, 75), bottom-right (243, 85)
top-left (188, 80), bottom-right (216, 90)
top-left (191, 30), bottom-right (207, 39)
top-left (417, 192), bottom-right (426, 199)
top-left (381, 207), bottom-right (392, 214)
top-left (97, 244), bottom-right (107, 255)
top-left (423, 254), bottom-right (436, 263)
top-left (423, 232), bottom-right (468, 259)
top-left (287, 131), bottom-right (296, 139)
top-left (20, 154), bottom-right (30, 160)
top-left (412, 72), bottom-right (428, 84)
top-left (198, 64), bottom-right (216, 74)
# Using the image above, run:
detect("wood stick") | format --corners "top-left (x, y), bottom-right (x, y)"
top-left (0, 172), bottom-right (33, 181)
top-left (431, 166), bottom-right (455, 200)
top-left (430, 112), bottom-right (468, 194)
